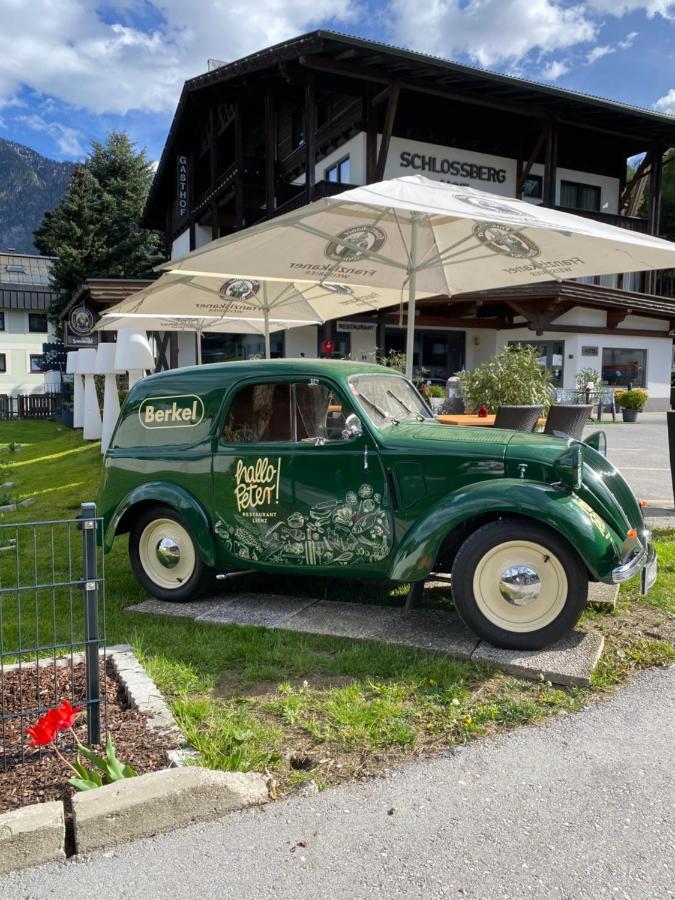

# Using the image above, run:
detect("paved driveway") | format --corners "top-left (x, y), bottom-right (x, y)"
top-left (2, 666), bottom-right (673, 899)
top-left (583, 412), bottom-right (674, 509)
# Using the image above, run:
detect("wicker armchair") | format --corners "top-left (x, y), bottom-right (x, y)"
top-left (493, 405), bottom-right (543, 432)
top-left (544, 404), bottom-right (593, 440)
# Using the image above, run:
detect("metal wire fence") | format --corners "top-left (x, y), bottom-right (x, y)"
top-left (0, 502), bottom-right (106, 771)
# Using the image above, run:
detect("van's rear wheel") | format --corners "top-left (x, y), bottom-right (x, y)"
top-left (129, 506), bottom-right (213, 602)
top-left (451, 519), bottom-right (587, 650)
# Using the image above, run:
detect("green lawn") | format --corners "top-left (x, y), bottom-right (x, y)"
top-left (1, 421), bottom-right (673, 793)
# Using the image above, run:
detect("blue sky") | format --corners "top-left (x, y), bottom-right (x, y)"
top-left (0, 0), bottom-right (673, 164)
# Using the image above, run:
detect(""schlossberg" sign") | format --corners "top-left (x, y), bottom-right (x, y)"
top-left (139, 395), bottom-right (204, 429)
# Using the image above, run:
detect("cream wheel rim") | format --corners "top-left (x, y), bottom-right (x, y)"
top-left (472, 540), bottom-right (568, 633)
top-left (138, 518), bottom-right (196, 590)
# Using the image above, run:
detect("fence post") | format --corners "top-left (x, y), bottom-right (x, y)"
top-left (81, 501), bottom-right (101, 746)
top-left (668, 412), bottom-right (675, 512)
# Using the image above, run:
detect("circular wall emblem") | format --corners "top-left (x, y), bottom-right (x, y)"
top-left (473, 223), bottom-right (540, 259)
top-left (69, 306), bottom-right (94, 336)
top-left (219, 279), bottom-right (260, 301)
top-left (455, 194), bottom-right (528, 218)
top-left (325, 226), bottom-right (386, 263)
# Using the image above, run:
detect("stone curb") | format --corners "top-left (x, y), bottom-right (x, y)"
top-left (72, 767), bottom-right (268, 853)
top-left (587, 582), bottom-right (619, 609)
top-left (0, 801), bottom-right (65, 875)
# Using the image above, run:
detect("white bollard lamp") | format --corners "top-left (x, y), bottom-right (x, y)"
top-left (95, 343), bottom-right (120, 454)
top-left (78, 348), bottom-right (102, 441)
top-left (114, 330), bottom-right (155, 388)
top-left (66, 351), bottom-right (84, 429)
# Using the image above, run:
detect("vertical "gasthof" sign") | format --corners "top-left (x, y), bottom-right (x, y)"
top-left (177, 153), bottom-right (189, 217)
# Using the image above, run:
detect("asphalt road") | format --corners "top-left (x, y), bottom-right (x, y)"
top-left (2, 666), bottom-right (673, 899)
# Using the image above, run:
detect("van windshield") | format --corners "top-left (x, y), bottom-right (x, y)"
top-left (348, 374), bottom-right (433, 426)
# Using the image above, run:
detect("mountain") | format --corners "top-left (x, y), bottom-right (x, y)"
top-left (0, 139), bottom-right (75, 254)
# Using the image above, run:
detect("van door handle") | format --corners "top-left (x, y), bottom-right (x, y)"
top-left (363, 445), bottom-right (368, 470)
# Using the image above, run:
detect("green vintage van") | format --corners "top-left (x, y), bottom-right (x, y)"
top-left (99, 359), bottom-right (656, 650)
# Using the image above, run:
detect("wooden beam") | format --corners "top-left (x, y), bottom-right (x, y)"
top-left (264, 94), bottom-right (276, 214)
top-left (620, 151), bottom-right (652, 210)
top-left (534, 323), bottom-right (670, 338)
top-left (304, 75), bottom-right (316, 202)
top-left (234, 99), bottom-right (244, 228)
top-left (607, 308), bottom-right (630, 329)
top-left (516, 126), bottom-right (548, 197)
top-left (543, 118), bottom-right (557, 207)
top-left (375, 86), bottom-right (400, 182)
top-left (648, 142), bottom-right (663, 236)
top-left (365, 85), bottom-right (377, 183)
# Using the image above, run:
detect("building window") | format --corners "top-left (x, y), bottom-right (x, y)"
top-left (28, 313), bottom-right (48, 333)
top-left (523, 174), bottom-right (542, 199)
top-left (0, 353), bottom-right (6, 373)
top-left (601, 348), bottom-right (647, 388)
top-left (560, 180), bottom-right (601, 212)
top-left (325, 156), bottom-right (350, 184)
top-left (29, 354), bottom-right (43, 373)
top-left (5, 264), bottom-right (26, 274)
top-left (0, 311), bottom-right (4, 331)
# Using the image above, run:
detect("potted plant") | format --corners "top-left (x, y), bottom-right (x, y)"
top-left (615, 388), bottom-right (648, 422)
top-left (426, 384), bottom-right (446, 412)
top-left (457, 345), bottom-right (553, 413)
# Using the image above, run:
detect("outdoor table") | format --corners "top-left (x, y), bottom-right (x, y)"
top-left (436, 414), bottom-right (497, 426)
top-left (436, 414), bottom-right (547, 427)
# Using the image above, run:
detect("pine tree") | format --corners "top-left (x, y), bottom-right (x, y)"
top-left (34, 131), bottom-right (164, 318)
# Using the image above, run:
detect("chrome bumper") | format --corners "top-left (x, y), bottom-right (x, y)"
top-left (611, 543), bottom-right (655, 585)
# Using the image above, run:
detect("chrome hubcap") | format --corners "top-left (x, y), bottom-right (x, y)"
top-left (499, 565), bottom-right (541, 606)
top-left (156, 537), bottom-right (181, 569)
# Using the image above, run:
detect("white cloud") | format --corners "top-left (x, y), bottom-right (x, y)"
top-left (390, 0), bottom-right (596, 68)
top-left (0, 0), bottom-right (360, 115)
top-left (586, 1), bottom-right (674, 15)
top-left (654, 88), bottom-right (675, 114)
top-left (586, 45), bottom-right (614, 63)
top-left (618, 31), bottom-right (639, 49)
top-left (15, 114), bottom-right (86, 157)
top-left (541, 59), bottom-right (571, 80)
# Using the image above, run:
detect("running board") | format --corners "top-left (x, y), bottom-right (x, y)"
top-left (428, 572), bottom-right (452, 584)
top-left (216, 570), bottom-right (255, 580)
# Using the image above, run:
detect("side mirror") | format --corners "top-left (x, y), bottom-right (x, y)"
top-left (584, 430), bottom-right (607, 457)
top-left (342, 413), bottom-right (363, 439)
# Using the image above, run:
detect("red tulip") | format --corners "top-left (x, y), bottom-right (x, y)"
top-left (46, 700), bottom-right (81, 732)
top-left (27, 717), bottom-right (58, 747)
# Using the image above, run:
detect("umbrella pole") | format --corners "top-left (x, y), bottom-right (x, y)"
top-left (264, 309), bottom-right (271, 359)
top-left (405, 213), bottom-right (418, 381)
top-left (196, 328), bottom-right (202, 365)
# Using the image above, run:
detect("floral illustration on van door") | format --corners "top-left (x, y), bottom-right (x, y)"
top-left (216, 482), bottom-right (392, 566)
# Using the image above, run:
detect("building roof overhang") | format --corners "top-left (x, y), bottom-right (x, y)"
top-left (59, 278), bottom-right (155, 320)
top-left (144, 30), bottom-right (675, 227)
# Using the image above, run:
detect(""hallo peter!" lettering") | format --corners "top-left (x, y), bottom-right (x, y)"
top-left (235, 457), bottom-right (281, 512)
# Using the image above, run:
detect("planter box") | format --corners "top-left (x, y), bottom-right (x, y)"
top-left (621, 409), bottom-right (640, 423)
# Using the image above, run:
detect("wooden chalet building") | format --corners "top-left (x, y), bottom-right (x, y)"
top-left (143, 31), bottom-right (675, 407)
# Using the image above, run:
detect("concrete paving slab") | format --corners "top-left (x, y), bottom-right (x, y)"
top-left (72, 768), bottom-right (268, 853)
top-left (0, 800), bottom-right (65, 875)
top-left (588, 582), bottom-right (619, 609)
top-left (471, 631), bottom-right (604, 687)
top-left (126, 597), bottom-right (224, 619)
top-left (281, 600), bottom-right (478, 659)
top-left (195, 593), bottom-right (319, 627)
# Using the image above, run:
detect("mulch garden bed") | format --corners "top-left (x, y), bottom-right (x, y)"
top-left (0, 659), bottom-right (174, 815)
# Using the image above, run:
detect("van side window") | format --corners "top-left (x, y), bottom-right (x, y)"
top-left (224, 381), bottom-right (355, 444)
top-left (224, 383), bottom-right (292, 442)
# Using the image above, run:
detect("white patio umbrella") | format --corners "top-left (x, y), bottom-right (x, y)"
top-left (100, 272), bottom-right (410, 362)
top-left (96, 313), bottom-right (288, 364)
top-left (162, 175), bottom-right (675, 378)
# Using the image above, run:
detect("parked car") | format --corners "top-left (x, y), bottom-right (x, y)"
top-left (99, 360), bottom-right (655, 650)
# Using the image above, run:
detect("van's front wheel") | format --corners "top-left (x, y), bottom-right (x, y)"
top-left (451, 519), bottom-right (588, 650)
top-left (129, 506), bottom-right (213, 602)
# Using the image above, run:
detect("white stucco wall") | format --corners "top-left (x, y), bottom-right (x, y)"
top-left (171, 229), bottom-right (190, 260)
top-left (0, 309), bottom-right (55, 396)
top-left (285, 325), bottom-right (318, 358)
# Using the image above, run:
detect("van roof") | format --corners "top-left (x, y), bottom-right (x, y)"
top-left (140, 357), bottom-right (390, 388)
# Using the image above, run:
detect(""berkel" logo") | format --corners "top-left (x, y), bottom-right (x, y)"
top-left (139, 394), bottom-right (204, 429)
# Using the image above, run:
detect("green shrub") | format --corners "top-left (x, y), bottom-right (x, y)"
top-left (457, 345), bottom-right (553, 413)
top-left (575, 367), bottom-right (603, 392)
top-left (427, 385), bottom-right (445, 398)
top-left (615, 388), bottom-right (648, 410)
